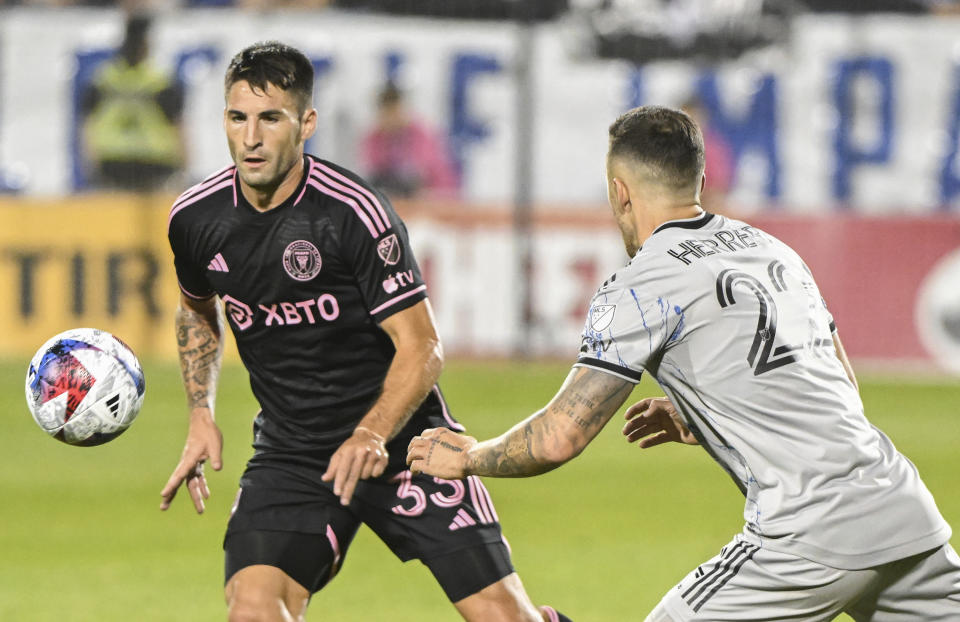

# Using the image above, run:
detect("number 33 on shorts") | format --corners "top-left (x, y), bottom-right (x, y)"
top-left (389, 470), bottom-right (500, 529)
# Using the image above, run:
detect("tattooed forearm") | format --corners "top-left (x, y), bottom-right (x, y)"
top-left (466, 368), bottom-right (634, 478)
top-left (175, 302), bottom-right (223, 411)
top-left (559, 372), bottom-right (633, 431)
top-left (468, 413), bottom-right (558, 477)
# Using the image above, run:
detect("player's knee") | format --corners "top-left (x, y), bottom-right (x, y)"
top-left (226, 605), bottom-right (261, 622)
top-left (226, 582), bottom-right (293, 622)
top-left (454, 573), bottom-right (543, 622)
top-left (226, 592), bottom-right (283, 622)
top-left (226, 600), bottom-right (265, 622)
top-left (457, 599), bottom-right (542, 622)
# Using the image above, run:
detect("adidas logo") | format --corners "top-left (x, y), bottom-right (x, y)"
top-left (106, 393), bottom-right (120, 419)
top-left (448, 508), bottom-right (476, 531)
top-left (207, 253), bottom-right (229, 272)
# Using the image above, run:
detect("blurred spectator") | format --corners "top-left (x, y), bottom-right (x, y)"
top-left (3, 1), bottom-right (147, 7)
top-left (682, 96), bottom-right (734, 212)
top-left (798, 0), bottom-right (928, 12)
top-left (235, 0), bottom-right (331, 8)
top-left (335, 0), bottom-right (568, 20)
top-left (80, 14), bottom-right (185, 192)
top-left (360, 82), bottom-right (458, 199)
top-left (922, 0), bottom-right (960, 13)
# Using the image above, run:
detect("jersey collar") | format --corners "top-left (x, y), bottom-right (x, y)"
top-left (652, 210), bottom-right (715, 235)
top-left (233, 155), bottom-right (310, 214)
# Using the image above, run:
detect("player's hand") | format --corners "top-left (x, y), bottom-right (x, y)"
top-left (160, 411), bottom-right (223, 513)
top-left (322, 426), bottom-right (388, 506)
top-left (406, 428), bottom-right (477, 479)
top-left (622, 397), bottom-right (699, 448)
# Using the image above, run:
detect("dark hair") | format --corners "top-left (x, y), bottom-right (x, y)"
top-left (377, 81), bottom-right (404, 107)
top-left (224, 41), bottom-right (314, 114)
top-left (608, 105), bottom-right (705, 190)
top-left (120, 15), bottom-right (151, 65)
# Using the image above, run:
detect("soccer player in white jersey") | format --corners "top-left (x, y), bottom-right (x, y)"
top-left (408, 105), bottom-right (960, 620)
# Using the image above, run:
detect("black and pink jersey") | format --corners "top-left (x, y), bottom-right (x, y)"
top-left (167, 154), bottom-right (462, 471)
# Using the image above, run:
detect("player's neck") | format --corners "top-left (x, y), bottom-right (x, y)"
top-left (637, 203), bottom-right (705, 245)
top-left (240, 155), bottom-right (306, 212)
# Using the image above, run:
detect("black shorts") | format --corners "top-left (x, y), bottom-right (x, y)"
top-left (223, 461), bottom-right (514, 601)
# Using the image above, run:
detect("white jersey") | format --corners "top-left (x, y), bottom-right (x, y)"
top-left (576, 212), bottom-right (951, 569)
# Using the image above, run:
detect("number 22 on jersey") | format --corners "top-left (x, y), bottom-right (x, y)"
top-left (716, 260), bottom-right (832, 376)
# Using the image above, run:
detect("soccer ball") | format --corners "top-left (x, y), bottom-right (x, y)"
top-left (25, 328), bottom-right (145, 446)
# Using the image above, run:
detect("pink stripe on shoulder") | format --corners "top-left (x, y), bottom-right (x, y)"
top-left (309, 167), bottom-right (386, 234)
top-left (167, 179), bottom-right (234, 232)
top-left (306, 178), bottom-right (379, 238)
top-left (172, 165), bottom-right (235, 208)
top-left (313, 161), bottom-right (391, 229)
top-left (369, 285), bottom-right (427, 316)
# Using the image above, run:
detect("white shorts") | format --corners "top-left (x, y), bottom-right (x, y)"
top-left (646, 535), bottom-right (960, 622)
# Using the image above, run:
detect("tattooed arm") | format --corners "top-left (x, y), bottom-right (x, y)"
top-left (160, 293), bottom-right (225, 514)
top-left (406, 366), bottom-right (634, 479)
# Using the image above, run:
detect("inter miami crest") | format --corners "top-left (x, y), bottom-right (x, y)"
top-left (377, 234), bottom-right (401, 266)
top-left (282, 240), bottom-right (322, 281)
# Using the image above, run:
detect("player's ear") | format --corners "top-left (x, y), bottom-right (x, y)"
top-left (612, 177), bottom-right (632, 213)
top-left (300, 107), bottom-right (318, 143)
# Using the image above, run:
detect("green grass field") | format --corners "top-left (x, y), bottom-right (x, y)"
top-left (1, 358), bottom-right (957, 621)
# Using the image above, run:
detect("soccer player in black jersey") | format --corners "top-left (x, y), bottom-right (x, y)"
top-left (158, 41), bottom-right (570, 622)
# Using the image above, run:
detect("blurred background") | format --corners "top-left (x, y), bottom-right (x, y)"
top-left (1, 0), bottom-right (960, 370)
top-left (0, 1), bottom-right (958, 620)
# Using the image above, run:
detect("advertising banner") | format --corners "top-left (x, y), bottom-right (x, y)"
top-left (0, 195), bottom-right (180, 361)
top-left (1, 196), bottom-right (957, 372)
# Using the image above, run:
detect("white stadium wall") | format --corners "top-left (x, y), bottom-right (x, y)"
top-left (1, 9), bottom-right (960, 211)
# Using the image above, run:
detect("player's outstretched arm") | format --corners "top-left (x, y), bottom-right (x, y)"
top-left (622, 396), bottom-right (698, 448)
top-left (160, 293), bottom-right (225, 514)
top-left (322, 299), bottom-right (443, 505)
top-left (407, 366), bottom-right (634, 479)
